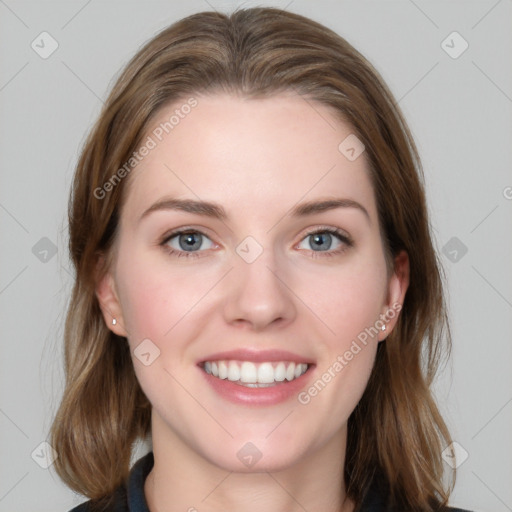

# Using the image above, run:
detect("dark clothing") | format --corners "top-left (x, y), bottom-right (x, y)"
top-left (70, 452), bottom-right (472, 512)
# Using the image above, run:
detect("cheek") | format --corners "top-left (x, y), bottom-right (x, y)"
top-left (295, 256), bottom-right (387, 344)
top-left (118, 279), bottom-right (170, 342)
top-left (115, 247), bottom-right (220, 346)
top-left (294, 265), bottom-right (383, 426)
top-left (114, 245), bottom-right (177, 342)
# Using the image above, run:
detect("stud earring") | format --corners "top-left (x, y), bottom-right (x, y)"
top-left (381, 324), bottom-right (386, 331)
top-left (112, 318), bottom-right (117, 326)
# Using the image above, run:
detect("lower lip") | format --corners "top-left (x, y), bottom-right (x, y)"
top-left (199, 365), bottom-right (315, 406)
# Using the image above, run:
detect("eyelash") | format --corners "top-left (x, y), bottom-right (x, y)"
top-left (302, 227), bottom-right (353, 259)
top-left (159, 226), bottom-right (353, 259)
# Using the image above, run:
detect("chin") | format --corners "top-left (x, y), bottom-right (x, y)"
top-left (195, 432), bottom-right (314, 474)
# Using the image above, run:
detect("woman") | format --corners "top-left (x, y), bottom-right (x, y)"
top-left (51, 7), bottom-right (473, 512)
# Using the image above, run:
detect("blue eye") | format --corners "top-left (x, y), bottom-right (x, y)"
top-left (306, 232), bottom-right (336, 251)
top-left (297, 228), bottom-right (352, 255)
top-left (163, 230), bottom-right (214, 257)
top-left (160, 227), bottom-right (352, 259)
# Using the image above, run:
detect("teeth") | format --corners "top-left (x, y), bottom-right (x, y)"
top-left (203, 360), bottom-right (309, 385)
top-left (285, 363), bottom-right (295, 381)
top-left (275, 362), bottom-right (286, 382)
top-left (257, 362), bottom-right (275, 384)
top-left (240, 361), bottom-right (257, 383)
top-left (227, 361), bottom-right (240, 381)
top-left (218, 360), bottom-right (228, 379)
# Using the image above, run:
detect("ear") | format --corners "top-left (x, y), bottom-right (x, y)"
top-left (95, 256), bottom-right (128, 337)
top-left (378, 249), bottom-right (410, 341)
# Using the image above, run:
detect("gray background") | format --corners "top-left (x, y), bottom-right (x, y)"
top-left (1, 1), bottom-right (511, 511)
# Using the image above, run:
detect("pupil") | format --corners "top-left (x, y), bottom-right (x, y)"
top-left (311, 233), bottom-right (331, 251)
top-left (179, 232), bottom-right (202, 251)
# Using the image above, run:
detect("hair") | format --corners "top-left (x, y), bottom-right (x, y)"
top-left (51, 7), bottom-right (455, 511)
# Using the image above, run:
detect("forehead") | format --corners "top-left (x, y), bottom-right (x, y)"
top-left (121, 92), bottom-right (377, 227)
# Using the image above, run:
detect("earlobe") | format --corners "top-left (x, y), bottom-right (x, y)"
top-left (95, 259), bottom-right (128, 337)
top-left (380, 250), bottom-right (410, 340)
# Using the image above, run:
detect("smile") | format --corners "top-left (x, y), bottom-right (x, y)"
top-left (202, 360), bottom-right (310, 387)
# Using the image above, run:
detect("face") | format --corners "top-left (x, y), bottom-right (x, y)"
top-left (97, 92), bottom-right (409, 473)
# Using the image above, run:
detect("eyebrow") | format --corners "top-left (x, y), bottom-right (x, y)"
top-left (138, 197), bottom-right (371, 224)
top-left (290, 198), bottom-right (370, 224)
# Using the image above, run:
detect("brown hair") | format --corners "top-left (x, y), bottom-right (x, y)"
top-left (51, 7), bottom-right (454, 510)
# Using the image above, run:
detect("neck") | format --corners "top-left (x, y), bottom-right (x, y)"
top-left (144, 412), bottom-right (355, 512)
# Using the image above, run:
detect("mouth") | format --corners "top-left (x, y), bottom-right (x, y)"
top-left (197, 349), bottom-right (316, 405)
top-left (200, 360), bottom-right (311, 388)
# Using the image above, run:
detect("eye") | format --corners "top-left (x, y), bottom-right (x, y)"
top-left (297, 228), bottom-right (352, 255)
top-left (161, 229), bottom-right (215, 257)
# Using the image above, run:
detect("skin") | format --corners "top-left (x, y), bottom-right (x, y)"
top-left (96, 92), bottom-right (409, 512)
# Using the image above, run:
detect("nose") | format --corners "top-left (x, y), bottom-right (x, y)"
top-left (222, 249), bottom-right (297, 331)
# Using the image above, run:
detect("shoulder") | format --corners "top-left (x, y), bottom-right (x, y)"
top-left (67, 452), bottom-right (154, 512)
top-left (357, 473), bottom-right (475, 512)
top-left (67, 486), bottom-right (126, 512)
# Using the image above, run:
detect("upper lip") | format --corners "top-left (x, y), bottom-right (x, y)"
top-left (198, 349), bottom-right (314, 365)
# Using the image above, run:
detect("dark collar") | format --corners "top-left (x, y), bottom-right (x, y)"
top-left (124, 451), bottom-right (153, 512)
top-left (73, 451), bottom-right (469, 512)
